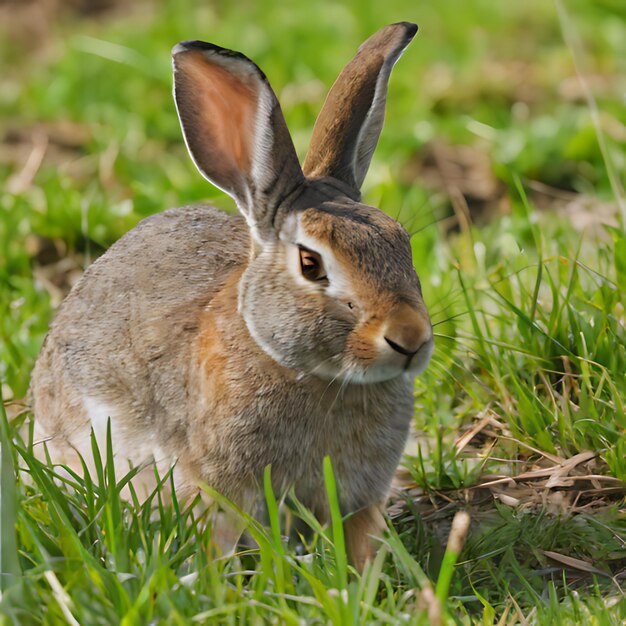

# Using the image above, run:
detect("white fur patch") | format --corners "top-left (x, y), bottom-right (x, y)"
top-left (152, 445), bottom-right (176, 475)
top-left (81, 395), bottom-right (175, 498)
top-left (82, 395), bottom-right (154, 466)
top-left (82, 395), bottom-right (118, 445)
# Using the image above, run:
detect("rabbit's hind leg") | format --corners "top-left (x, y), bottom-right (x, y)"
top-left (345, 502), bottom-right (387, 573)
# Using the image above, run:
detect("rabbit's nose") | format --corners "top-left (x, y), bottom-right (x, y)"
top-left (384, 336), bottom-right (419, 356)
top-left (383, 303), bottom-right (432, 358)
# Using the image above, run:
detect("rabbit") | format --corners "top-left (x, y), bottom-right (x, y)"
top-left (30, 21), bottom-right (433, 571)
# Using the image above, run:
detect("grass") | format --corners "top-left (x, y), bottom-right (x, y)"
top-left (1, 0), bottom-right (626, 622)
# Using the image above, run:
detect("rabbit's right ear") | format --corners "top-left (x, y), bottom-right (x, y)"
top-left (173, 42), bottom-right (304, 239)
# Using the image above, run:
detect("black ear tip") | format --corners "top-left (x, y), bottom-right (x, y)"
top-left (395, 21), bottom-right (418, 39)
top-left (172, 40), bottom-right (231, 57)
top-left (171, 40), bottom-right (262, 75)
top-left (173, 40), bottom-right (207, 54)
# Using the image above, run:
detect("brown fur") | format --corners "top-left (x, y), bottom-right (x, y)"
top-left (304, 22), bottom-right (418, 191)
top-left (31, 23), bottom-right (431, 571)
top-left (345, 503), bottom-right (387, 571)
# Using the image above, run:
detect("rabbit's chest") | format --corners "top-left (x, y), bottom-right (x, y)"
top-left (244, 377), bottom-right (414, 510)
top-left (191, 310), bottom-right (415, 509)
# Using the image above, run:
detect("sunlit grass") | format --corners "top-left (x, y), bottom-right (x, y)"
top-left (1, 0), bottom-right (625, 622)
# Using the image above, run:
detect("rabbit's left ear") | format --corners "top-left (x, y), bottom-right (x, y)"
top-left (173, 41), bottom-right (304, 238)
top-left (303, 23), bottom-right (417, 196)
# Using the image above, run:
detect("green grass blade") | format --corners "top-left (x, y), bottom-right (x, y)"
top-left (323, 456), bottom-right (348, 592)
top-left (0, 390), bottom-right (21, 596)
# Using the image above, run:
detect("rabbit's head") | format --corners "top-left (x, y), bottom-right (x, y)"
top-left (173, 23), bottom-right (433, 384)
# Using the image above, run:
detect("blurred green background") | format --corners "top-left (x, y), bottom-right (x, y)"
top-left (1, 0), bottom-right (625, 622)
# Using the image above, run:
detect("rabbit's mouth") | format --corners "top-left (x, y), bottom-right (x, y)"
top-left (323, 303), bottom-right (435, 384)
top-left (306, 329), bottom-right (434, 384)
top-left (350, 335), bottom-right (434, 384)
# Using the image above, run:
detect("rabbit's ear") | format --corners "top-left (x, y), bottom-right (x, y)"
top-left (303, 23), bottom-right (417, 195)
top-left (173, 41), bottom-right (304, 237)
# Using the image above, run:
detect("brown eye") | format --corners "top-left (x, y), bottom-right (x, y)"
top-left (299, 246), bottom-right (327, 282)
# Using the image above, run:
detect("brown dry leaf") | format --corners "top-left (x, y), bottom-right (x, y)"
top-left (455, 414), bottom-right (493, 452)
top-left (543, 550), bottom-right (608, 577)
top-left (495, 492), bottom-right (521, 507)
top-left (391, 420), bottom-right (626, 523)
top-left (499, 435), bottom-right (565, 465)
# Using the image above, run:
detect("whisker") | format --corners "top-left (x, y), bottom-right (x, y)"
top-left (314, 360), bottom-right (348, 407)
top-left (401, 198), bottom-right (448, 235)
top-left (307, 352), bottom-right (341, 376)
top-left (427, 290), bottom-right (467, 320)
top-left (323, 365), bottom-right (351, 418)
top-left (432, 311), bottom-right (469, 327)
top-left (408, 212), bottom-right (451, 239)
top-left (400, 195), bottom-right (446, 235)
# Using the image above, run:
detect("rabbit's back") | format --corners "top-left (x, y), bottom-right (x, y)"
top-left (31, 206), bottom-right (248, 478)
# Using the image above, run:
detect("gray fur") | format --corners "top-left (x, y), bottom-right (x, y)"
top-left (31, 23), bottom-right (431, 570)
